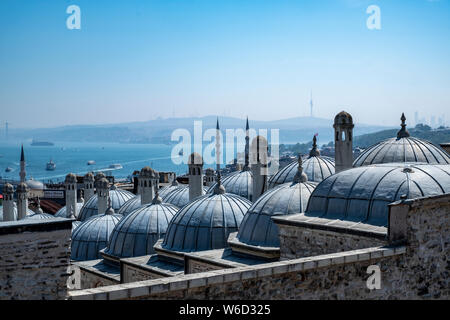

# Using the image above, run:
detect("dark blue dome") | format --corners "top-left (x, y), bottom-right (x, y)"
top-left (237, 180), bottom-right (317, 247)
top-left (162, 193), bottom-right (251, 252)
top-left (269, 156), bottom-right (335, 188)
top-left (105, 201), bottom-right (178, 258)
top-left (207, 170), bottom-right (253, 201)
top-left (71, 213), bottom-right (122, 261)
top-left (306, 163), bottom-right (450, 227)
top-left (78, 188), bottom-right (134, 221)
top-left (162, 185), bottom-right (207, 208)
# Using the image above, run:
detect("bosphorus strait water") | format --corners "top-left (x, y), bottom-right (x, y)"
top-left (0, 141), bottom-right (193, 183)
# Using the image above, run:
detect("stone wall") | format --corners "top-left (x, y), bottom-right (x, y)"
top-left (122, 264), bottom-right (165, 283)
top-left (276, 224), bottom-right (387, 260)
top-left (0, 219), bottom-right (72, 300)
top-left (69, 194), bottom-right (450, 300)
top-left (79, 268), bottom-right (119, 289)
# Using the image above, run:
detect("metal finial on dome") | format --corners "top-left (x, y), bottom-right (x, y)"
top-left (397, 113), bottom-right (410, 139)
top-left (105, 197), bottom-right (115, 215)
top-left (213, 172), bottom-right (226, 194)
top-left (152, 190), bottom-right (163, 204)
top-left (293, 154), bottom-right (308, 183)
top-left (35, 198), bottom-right (44, 214)
top-left (309, 135), bottom-right (321, 157)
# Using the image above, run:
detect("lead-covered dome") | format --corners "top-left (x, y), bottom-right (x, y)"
top-left (269, 137), bottom-right (335, 188)
top-left (162, 184), bottom-right (251, 252)
top-left (162, 185), bottom-right (208, 209)
top-left (24, 212), bottom-right (55, 220)
top-left (206, 170), bottom-right (253, 201)
top-left (71, 210), bottom-right (122, 261)
top-left (354, 114), bottom-right (450, 167)
top-left (78, 187), bottom-right (134, 221)
top-left (55, 202), bottom-right (84, 219)
top-left (306, 163), bottom-right (450, 227)
top-left (105, 196), bottom-right (178, 258)
top-left (237, 157), bottom-right (317, 247)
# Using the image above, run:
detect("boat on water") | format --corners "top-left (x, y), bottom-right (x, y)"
top-left (31, 139), bottom-right (54, 146)
top-left (46, 160), bottom-right (56, 171)
top-left (87, 160), bottom-right (96, 165)
top-left (109, 164), bottom-right (123, 170)
top-left (5, 167), bottom-right (13, 173)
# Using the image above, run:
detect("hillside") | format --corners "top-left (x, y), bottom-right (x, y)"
top-left (8, 115), bottom-right (388, 145)
top-left (354, 124), bottom-right (450, 148)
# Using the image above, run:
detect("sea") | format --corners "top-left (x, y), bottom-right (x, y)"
top-left (0, 141), bottom-right (216, 184)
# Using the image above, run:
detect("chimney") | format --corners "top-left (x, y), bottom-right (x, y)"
top-left (83, 172), bottom-right (95, 202)
top-left (333, 111), bottom-right (354, 173)
top-left (16, 182), bottom-right (29, 220)
top-left (139, 166), bottom-right (159, 205)
top-left (65, 173), bottom-right (78, 219)
top-left (95, 178), bottom-right (109, 215)
top-left (2, 183), bottom-right (15, 221)
top-left (188, 152), bottom-right (204, 201)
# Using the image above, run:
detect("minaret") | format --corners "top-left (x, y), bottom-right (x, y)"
top-left (333, 111), bottom-right (354, 173)
top-left (140, 166), bottom-right (159, 205)
top-left (19, 145), bottom-right (26, 183)
top-left (2, 183), bottom-right (15, 221)
top-left (250, 135), bottom-right (268, 201)
top-left (96, 177), bottom-right (110, 215)
top-left (397, 113), bottom-right (411, 139)
top-left (83, 172), bottom-right (95, 202)
top-left (188, 152), bottom-right (204, 201)
top-left (243, 117), bottom-right (250, 171)
top-left (16, 182), bottom-right (29, 220)
top-left (309, 135), bottom-right (320, 158)
top-left (65, 173), bottom-right (77, 219)
top-left (215, 118), bottom-right (221, 173)
top-left (204, 168), bottom-right (216, 187)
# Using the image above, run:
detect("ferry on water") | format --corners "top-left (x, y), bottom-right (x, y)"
top-left (31, 139), bottom-right (55, 146)
top-left (87, 160), bottom-right (96, 165)
top-left (46, 159), bottom-right (56, 171)
top-left (109, 164), bottom-right (123, 170)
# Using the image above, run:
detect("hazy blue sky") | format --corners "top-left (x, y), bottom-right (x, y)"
top-left (0, 0), bottom-right (449, 128)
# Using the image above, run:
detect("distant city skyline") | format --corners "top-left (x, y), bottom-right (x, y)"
top-left (1, 0), bottom-right (450, 128)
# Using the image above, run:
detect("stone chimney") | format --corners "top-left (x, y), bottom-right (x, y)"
top-left (188, 152), bottom-right (204, 201)
top-left (333, 111), bottom-right (354, 173)
top-left (16, 182), bottom-right (29, 220)
top-left (250, 135), bottom-right (268, 201)
top-left (140, 166), bottom-right (159, 205)
top-left (65, 173), bottom-right (78, 219)
top-left (2, 183), bottom-right (15, 221)
top-left (204, 168), bottom-right (216, 187)
top-left (95, 178), bottom-right (109, 215)
top-left (83, 172), bottom-right (95, 202)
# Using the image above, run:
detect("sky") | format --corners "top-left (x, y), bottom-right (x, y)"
top-left (0, 0), bottom-right (449, 128)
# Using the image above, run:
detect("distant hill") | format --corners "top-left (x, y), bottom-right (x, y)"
top-left (354, 124), bottom-right (450, 148)
top-left (8, 115), bottom-right (388, 145)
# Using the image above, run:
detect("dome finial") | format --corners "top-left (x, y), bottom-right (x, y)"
top-left (397, 113), bottom-right (410, 139)
top-left (213, 171), bottom-right (226, 194)
top-left (309, 134), bottom-right (321, 157)
top-left (293, 154), bottom-right (308, 183)
top-left (152, 190), bottom-right (163, 204)
top-left (35, 197), bottom-right (43, 214)
top-left (105, 197), bottom-right (114, 215)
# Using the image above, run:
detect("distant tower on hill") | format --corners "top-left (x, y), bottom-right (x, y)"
top-left (5, 121), bottom-right (8, 140)
top-left (310, 91), bottom-right (314, 118)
